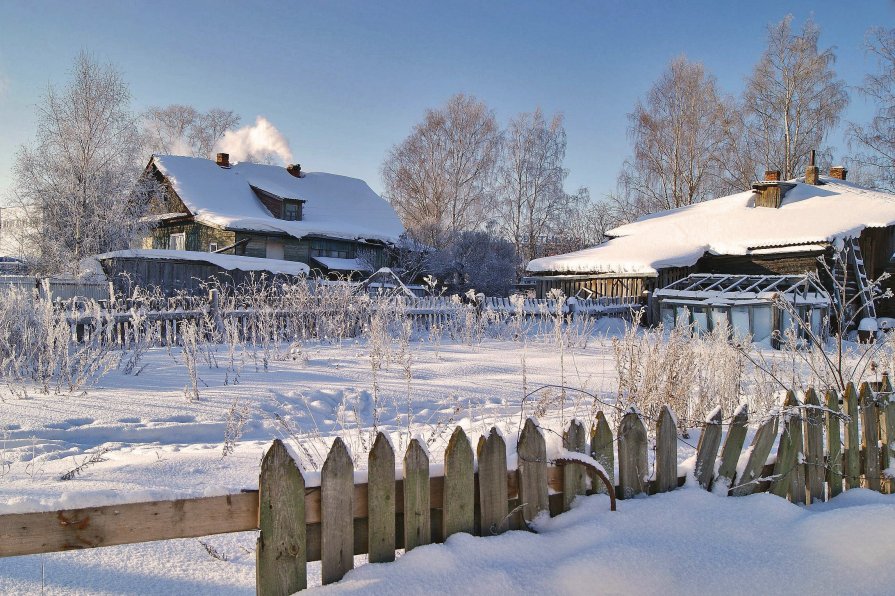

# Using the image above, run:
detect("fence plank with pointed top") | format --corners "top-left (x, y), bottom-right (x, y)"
top-left (715, 404), bottom-right (748, 492)
top-left (803, 388), bottom-right (825, 503)
top-left (844, 382), bottom-right (861, 489)
top-left (770, 392), bottom-right (804, 502)
top-left (655, 406), bottom-right (678, 494)
top-left (257, 439), bottom-right (306, 596)
top-left (367, 433), bottom-right (395, 564)
top-left (479, 428), bottom-right (509, 535)
top-left (590, 411), bottom-right (614, 494)
top-left (825, 389), bottom-right (843, 498)
top-left (321, 438), bottom-right (354, 585)
top-left (861, 382), bottom-right (881, 491)
top-left (517, 418), bottom-right (548, 525)
top-left (403, 439), bottom-right (430, 551)
top-left (443, 427), bottom-right (475, 537)
top-left (880, 381), bottom-right (895, 494)
top-left (618, 410), bottom-right (648, 499)
top-left (730, 413), bottom-right (779, 497)
top-left (694, 407), bottom-right (723, 490)
top-left (562, 419), bottom-right (587, 510)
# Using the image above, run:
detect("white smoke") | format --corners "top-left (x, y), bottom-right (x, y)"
top-left (215, 116), bottom-right (293, 165)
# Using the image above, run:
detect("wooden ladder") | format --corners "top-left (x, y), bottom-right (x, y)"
top-left (846, 237), bottom-right (877, 320)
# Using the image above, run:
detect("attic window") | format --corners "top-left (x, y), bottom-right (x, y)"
top-left (283, 200), bottom-right (302, 221)
top-left (250, 185), bottom-right (305, 221)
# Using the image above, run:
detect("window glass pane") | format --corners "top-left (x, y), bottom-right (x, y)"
top-left (811, 308), bottom-right (823, 336)
top-left (710, 307), bottom-right (729, 333)
top-left (660, 305), bottom-right (675, 330)
top-left (752, 305), bottom-right (772, 342)
top-left (675, 306), bottom-right (691, 328)
top-left (693, 308), bottom-right (709, 335)
top-left (731, 306), bottom-right (750, 339)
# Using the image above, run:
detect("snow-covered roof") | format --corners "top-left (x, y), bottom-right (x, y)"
top-left (528, 178), bottom-right (895, 275)
top-left (91, 249), bottom-right (310, 276)
top-left (151, 155), bottom-right (404, 244)
top-left (310, 256), bottom-right (373, 272)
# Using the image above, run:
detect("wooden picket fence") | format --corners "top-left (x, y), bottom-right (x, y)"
top-left (1, 379), bottom-right (894, 594)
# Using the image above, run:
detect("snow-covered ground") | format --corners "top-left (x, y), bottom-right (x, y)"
top-left (1, 331), bottom-right (893, 594)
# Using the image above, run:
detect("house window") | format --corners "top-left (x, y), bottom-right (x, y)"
top-left (310, 238), bottom-right (351, 260)
top-left (283, 201), bottom-right (301, 221)
top-left (169, 233), bottom-right (185, 251)
top-left (209, 242), bottom-right (218, 253)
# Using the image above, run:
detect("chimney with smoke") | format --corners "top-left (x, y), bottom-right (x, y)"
top-left (805, 150), bottom-right (819, 185)
top-left (286, 164), bottom-right (302, 178)
top-left (216, 153), bottom-right (231, 169)
top-left (829, 166), bottom-right (848, 181)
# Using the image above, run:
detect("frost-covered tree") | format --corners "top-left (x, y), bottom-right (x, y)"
top-left (12, 52), bottom-right (156, 275)
top-left (849, 27), bottom-right (895, 192)
top-left (143, 105), bottom-right (241, 158)
top-left (382, 94), bottom-right (500, 249)
top-left (742, 16), bottom-right (848, 180)
top-left (617, 56), bottom-right (734, 218)
top-left (428, 230), bottom-right (518, 296)
top-left (494, 108), bottom-right (569, 264)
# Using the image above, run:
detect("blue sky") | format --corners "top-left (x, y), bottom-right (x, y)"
top-left (0, 1), bottom-right (892, 205)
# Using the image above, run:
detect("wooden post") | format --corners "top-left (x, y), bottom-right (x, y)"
top-left (655, 406), bottom-right (677, 493)
top-left (321, 438), bottom-right (354, 585)
top-left (879, 375), bottom-right (895, 494)
top-left (825, 388), bottom-right (843, 498)
top-left (478, 428), bottom-right (509, 535)
top-left (694, 406), bottom-right (723, 490)
top-left (770, 391), bottom-right (804, 503)
top-left (562, 419), bottom-right (587, 510)
top-left (367, 432), bottom-right (395, 563)
top-left (730, 412), bottom-right (778, 497)
top-left (517, 418), bottom-right (548, 525)
top-left (716, 404), bottom-right (748, 492)
top-left (443, 427), bottom-right (474, 538)
top-left (617, 409), bottom-right (648, 499)
top-left (803, 388), bottom-right (825, 503)
top-left (860, 382), bottom-right (881, 491)
top-left (843, 382), bottom-right (861, 490)
top-left (590, 411), bottom-right (614, 494)
top-left (403, 438), bottom-right (431, 551)
top-left (257, 440), bottom-right (306, 596)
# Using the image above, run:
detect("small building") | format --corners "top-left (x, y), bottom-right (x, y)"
top-left (526, 164), bottom-right (895, 325)
top-left (141, 154), bottom-right (404, 279)
top-left (654, 273), bottom-right (830, 347)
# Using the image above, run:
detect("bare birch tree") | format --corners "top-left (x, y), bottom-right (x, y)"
top-left (494, 108), bottom-right (569, 264)
top-left (381, 94), bottom-right (500, 248)
top-left (848, 27), bottom-right (895, 192)
top-left (742, 16), bottom-right (848, 180)
top-left (617, 56), bottom-right (734, 218)
top-left (143, 105), bottom-right (240, 158)
top-left (12, 52), bottom-right (155, 274)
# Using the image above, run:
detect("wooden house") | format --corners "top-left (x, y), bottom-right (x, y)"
top-left (141, 153), bottom-right (404, 279)
top-left (526, 164), bottom-right (895, 324)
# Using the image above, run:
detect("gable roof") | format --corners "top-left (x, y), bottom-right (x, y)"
top-left (150, 155), bottom-right (404, 244)
top-left (527, 177), bottom-right (895, 275)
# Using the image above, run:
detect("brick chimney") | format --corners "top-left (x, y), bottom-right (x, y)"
top-left (829, 166), bottom-right (848, 181)
top-left (286, 163), bottom-right (302, 178)
top-left (216, 153), bottom-right (230, 168)
top-left (805, 150), bottom-right (819, 185)
top-left (764, 170), bottom-right (781, 182)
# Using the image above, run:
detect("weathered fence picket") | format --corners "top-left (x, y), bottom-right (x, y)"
top-left (880, 378), bottom-right (895, 495)
top-left (403, 438), bottom-right (431, 551)
top-left (443, 427), bottom-right (475, 538)
top-left (655, 406), bottom-right (678, 493)
top-left (715, 404), bottom-right (748, 492)
top-left (860, 382), bottom-right (881, 492)
top-left (731, 412), bottom-right (778, 497)
top-left (803, 388), bottom-right (825, 503)
top-left (770, 392), bottom-right (804, 502)
top-left (367, 433), bottom-right (395, 563)
top-left (478, 428), bottom-right (509, 535)
top-left (321, 438), bottom-right (354, 585)
top-left (844, 382), bottom-right (861, 489)
top-left (590, 411), bottom-right (614, 494)
top-left (825, 389), bottom-right (843, 498)
top-left (517, 418), bottom-right (548, 524)
top-left (694, 406), bottom-right (723, 490)
top-left (618, 409), bottom-right (648, 499)
top-left (562, 419), bottom-right (587, 509)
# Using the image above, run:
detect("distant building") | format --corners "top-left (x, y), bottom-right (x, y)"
top-left (0, 206), bottom-right (27, 273)
top-left (526, 164), bottom-right (895, 326)
top-left (140, 153), bottom-right (404, 279)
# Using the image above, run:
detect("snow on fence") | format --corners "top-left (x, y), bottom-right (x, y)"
top-left (2, 378), bottom-right (894, 593)
top-left (62, 291), bottom-right (641, 346)
top-left (0, 276), bottom-right (112, 302)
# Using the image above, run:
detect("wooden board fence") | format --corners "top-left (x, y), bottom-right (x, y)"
top-left (4, 381), bottom-right (895, 594)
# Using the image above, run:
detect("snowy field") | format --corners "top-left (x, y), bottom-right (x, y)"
top-left (1, 328), bottom-right (894, 594)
